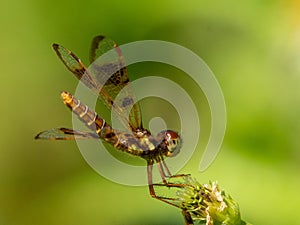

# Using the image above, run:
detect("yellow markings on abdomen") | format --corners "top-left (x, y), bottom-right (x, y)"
top-left (61, 91), bottom-right (107, 133)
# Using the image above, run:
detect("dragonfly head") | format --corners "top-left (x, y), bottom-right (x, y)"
top-left (158, 130), bottom-right (182, 158)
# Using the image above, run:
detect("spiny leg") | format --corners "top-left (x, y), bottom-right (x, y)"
top-left (161, 160), bottom-right (191, 179)
top-left (147, 163), bottom-right (193, 225)
top-left (147, 162), bottom-right (192, 205)
top-left (161, 159), bottom-right (172, 177)
top-left (155, 161), bottom-right (192, 188)
top-left (147, 162), bottom-right (181, 207)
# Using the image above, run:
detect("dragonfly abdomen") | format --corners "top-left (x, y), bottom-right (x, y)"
top-left (61, 92), bottom-right (165, 160)
top-left (61, 91), bottom-right (109, 134)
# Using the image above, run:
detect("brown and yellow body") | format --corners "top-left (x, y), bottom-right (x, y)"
top-left (35, 36), bottom-right (190, 224)
top-left (61, 91), bottom-right (172, 162)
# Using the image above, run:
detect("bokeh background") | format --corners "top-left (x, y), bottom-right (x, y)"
top-left (1, 0), bottom-right (299, 224)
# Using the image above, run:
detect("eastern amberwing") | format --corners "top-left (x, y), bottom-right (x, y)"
top-left (35, 36), bottom-right (193, 225)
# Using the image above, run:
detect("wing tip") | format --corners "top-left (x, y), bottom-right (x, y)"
top-left (90, 35), bottom-right (106, 62)
top-left (52, 43), bottom-right (59, 50)
top-left (34, 131), bottom-right (45, 140)
top-left (92, 35), bottom-right (105, 42)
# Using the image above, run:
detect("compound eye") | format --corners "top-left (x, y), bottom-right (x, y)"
top-left (164, 130), bottom-right (182, 157)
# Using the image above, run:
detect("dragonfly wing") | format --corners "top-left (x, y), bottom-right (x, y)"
top-left (52, 43), bottom-right (115, 110)
top-left (35, 128), bottom-right (99, 140)
top-left (52, 36), bottom-right (143, 132)
top-left (89, 36), bottom-right (143, 131)
top-left (90, 35), bottom-right (113, 63)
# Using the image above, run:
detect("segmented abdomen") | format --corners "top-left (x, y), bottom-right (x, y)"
top-left (61, 91), bottom-right (158, 158)
top-left (61, 91), bottom-right (109, 135)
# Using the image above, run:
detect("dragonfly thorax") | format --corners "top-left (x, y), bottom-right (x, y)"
top-left (134, 128), bottom-right (151, 138)
top-left (110, 129), bottom-right (182, 162)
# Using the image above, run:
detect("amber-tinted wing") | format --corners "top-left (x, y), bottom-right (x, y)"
top-left (89, 35), bottom-right (143, 131)
top-left (52, 44), bottom-right (115, 109)
top-left (35, 128), bottom-right (99, 140)
top-left (53, 36), bottom-right (142, 132)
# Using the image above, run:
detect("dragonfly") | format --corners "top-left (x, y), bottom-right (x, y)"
top-left (35, 35), bottom-right (194, 225)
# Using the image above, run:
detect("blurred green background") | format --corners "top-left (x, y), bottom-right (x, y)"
top-left (1, 0), bottom-right (300, 224)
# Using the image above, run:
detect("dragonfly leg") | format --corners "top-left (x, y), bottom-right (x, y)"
top-left (161, 160), bottom-right (191, 179)
top-left (156, 161), bottom-right (192, 188)
top-left (147, 163), bottom-right (182, 206)
top-left (147, 163), bottom-right (191, 204)
top-left (161, 160), bottom-right (191, 180)
top-left (147, 162), bottom-right (194, 225)
top-left (182, 209), bottom-right (194, 225)
top-left (161, 159), bottom-right (172, 177)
